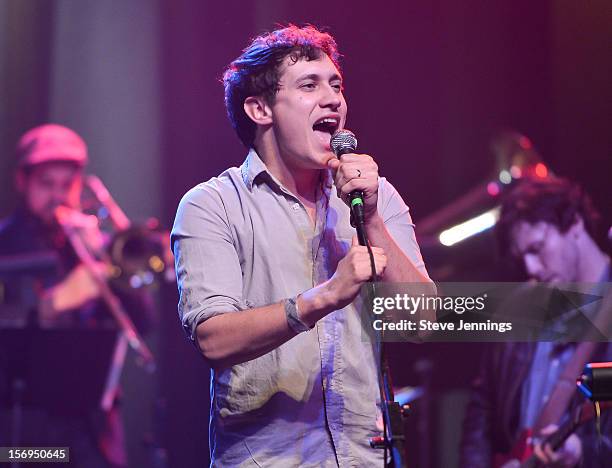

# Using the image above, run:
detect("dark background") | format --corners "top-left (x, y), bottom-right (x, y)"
top-left (1, 1), bottom-right (610, 466)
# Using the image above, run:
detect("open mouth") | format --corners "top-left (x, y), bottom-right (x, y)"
top-left (312, 117), bottom-right (340, 148)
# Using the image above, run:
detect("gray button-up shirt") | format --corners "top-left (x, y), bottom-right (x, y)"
top-left (172, 149), bottom-right (429, 467)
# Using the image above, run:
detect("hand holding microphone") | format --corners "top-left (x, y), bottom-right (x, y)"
top-left (328, 130), bottom-right (380, 229)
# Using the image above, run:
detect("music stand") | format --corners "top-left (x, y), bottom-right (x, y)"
top-left (0, 252), bottom-right (120, 446)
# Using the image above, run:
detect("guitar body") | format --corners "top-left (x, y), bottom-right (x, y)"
top-left (493, 429), bottom-right (534, 468)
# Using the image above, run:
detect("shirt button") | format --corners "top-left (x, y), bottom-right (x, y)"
top-left (292, 202), bottom-right (300, 211)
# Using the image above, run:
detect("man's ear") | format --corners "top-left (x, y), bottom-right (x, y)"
top-left (244, 96), bottom-right (273, 126)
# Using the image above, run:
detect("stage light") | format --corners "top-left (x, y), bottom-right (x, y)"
top-left (439, 208), bottom-right (500, 247)
top-left (535, 163), bottom-right (548, 178)
top-left (499, 170), bottom-right (512, 184)
top-left (486, 181), bottom-right (500, 197)
top-left (510, 165), bottom-right (522, 179)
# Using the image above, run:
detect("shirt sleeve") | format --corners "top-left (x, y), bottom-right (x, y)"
top-left (171, 182), bottom-right (246, 342)
top-left (377, 177), bottom-right (430, 279)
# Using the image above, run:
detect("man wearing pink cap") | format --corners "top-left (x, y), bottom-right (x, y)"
top-left (4, 124), bottom-right (101, 317)
top-left (0, 124), bottom-right (151, 467)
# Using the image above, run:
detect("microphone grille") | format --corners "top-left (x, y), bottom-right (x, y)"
top-left (330, 130), bottom-right (357, 156)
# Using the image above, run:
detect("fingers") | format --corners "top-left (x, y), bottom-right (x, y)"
top-left (75, 262), bottom-right (108, 280)
top-left (373, 252), bottom-right (387, 278)
top-left (334, 159), bottom-right (378, 187)
top-left (94, 261), bottom-right (110, 277)
top-left (330, 242), bottom-right (387, 308)
top-left (349, 238), bottom-right (384, 255)
top-left (327, 158), bottom-right (340, 171)
top-left (337, 176), bottom-right (376, 198)
top-left (534, 424), bottom-right (557, 465)
top-left (543, 443), bottom-right (558, 464)
top-left (533, 424), bottom-right (581, 467)
top-left (533, 442), bottom-right (552, 465)
top-left (331, 153), bottom-right (378, 200)
top-left (348, 245), bottom-right (387, 280)
top-left (337, 153), bottom-right (375, 165)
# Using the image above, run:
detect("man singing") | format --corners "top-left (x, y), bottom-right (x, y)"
top-left (172, 25), bottom-right (432, 466)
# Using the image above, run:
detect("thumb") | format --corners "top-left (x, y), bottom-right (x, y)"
top-left (327, 158), bottom-right (340, 171)
top-left (327, 159), bottom-right (339, 179)
top-left (351, 235), bottom-right (359, 247)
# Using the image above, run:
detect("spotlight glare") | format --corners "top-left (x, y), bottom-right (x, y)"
top-left (499, 170), bottom-right (512, 184)
top-left (439, 208), bottom-right (500, 247)
top-left (487, 182), bottom-right (500, 197)
top-left (510, 165), bottom-right (522, 179)
top-left (535, 163), bottom-right (548, 178)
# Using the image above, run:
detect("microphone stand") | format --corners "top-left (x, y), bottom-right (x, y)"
top-left (331, 130), bottom-right (408, 467)
top-left (353, 204), bottom-right (408, 468)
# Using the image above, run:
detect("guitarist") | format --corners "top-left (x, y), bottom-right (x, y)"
top-left (460, 177), bottom-right (612, 467)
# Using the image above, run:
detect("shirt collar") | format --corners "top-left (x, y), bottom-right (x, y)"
top-left (321, 166), bottom-right (334, 190)
top-left (240, 148), bottom-right (268, 191)
top-left (240, 148), bottom-right (335, 194)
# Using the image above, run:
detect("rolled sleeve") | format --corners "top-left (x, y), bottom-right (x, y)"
top-left (378, 177), bottom-right (430, 278)
top-left (171, 183), bottom-right (246, 342)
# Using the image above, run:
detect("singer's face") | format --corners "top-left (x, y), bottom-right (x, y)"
top-left (510, 220), bottom-right (580, 283)
top-left (19, 162), bottom-right (83, 224)
top-left (270, 53), bottom-right (347, 169)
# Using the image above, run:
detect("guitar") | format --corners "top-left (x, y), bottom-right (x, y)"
top-left (493, 400), bottom-right (610, 468)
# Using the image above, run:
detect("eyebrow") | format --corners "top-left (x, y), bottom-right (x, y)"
top-left (295, 73), bottom-right (343, 83)
top-left (515, 238), bottom-right (544, 257)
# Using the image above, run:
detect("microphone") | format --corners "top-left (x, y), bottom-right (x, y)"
top-left (330, 130), bottom-right (367, 244)
top-left (330, 130), bottom-right (362, 207)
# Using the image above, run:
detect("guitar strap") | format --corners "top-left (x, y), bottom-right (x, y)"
top-left (534, 282), bottom-right (612, 434)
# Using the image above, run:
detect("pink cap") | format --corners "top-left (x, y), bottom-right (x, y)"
top-left (16, 124), bottom-right (88, 168)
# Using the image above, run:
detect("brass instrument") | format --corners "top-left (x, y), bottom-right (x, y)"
top-left (83, 175), bottom-right (174, 291)
top-left (53, 175), bottom-right (174, 372)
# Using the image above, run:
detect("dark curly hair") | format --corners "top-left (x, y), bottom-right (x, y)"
top-left (496, 177), bottom-right (604, 258)
top-left (222, 24), bottom-right (340, 148)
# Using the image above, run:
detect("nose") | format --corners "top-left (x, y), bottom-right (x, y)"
top-left (523, 254), bottom-right (544, 280)
top-left (320, 84), bottom-right (342, 110)
top-left (50, 186), bottom-right (70, 207)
